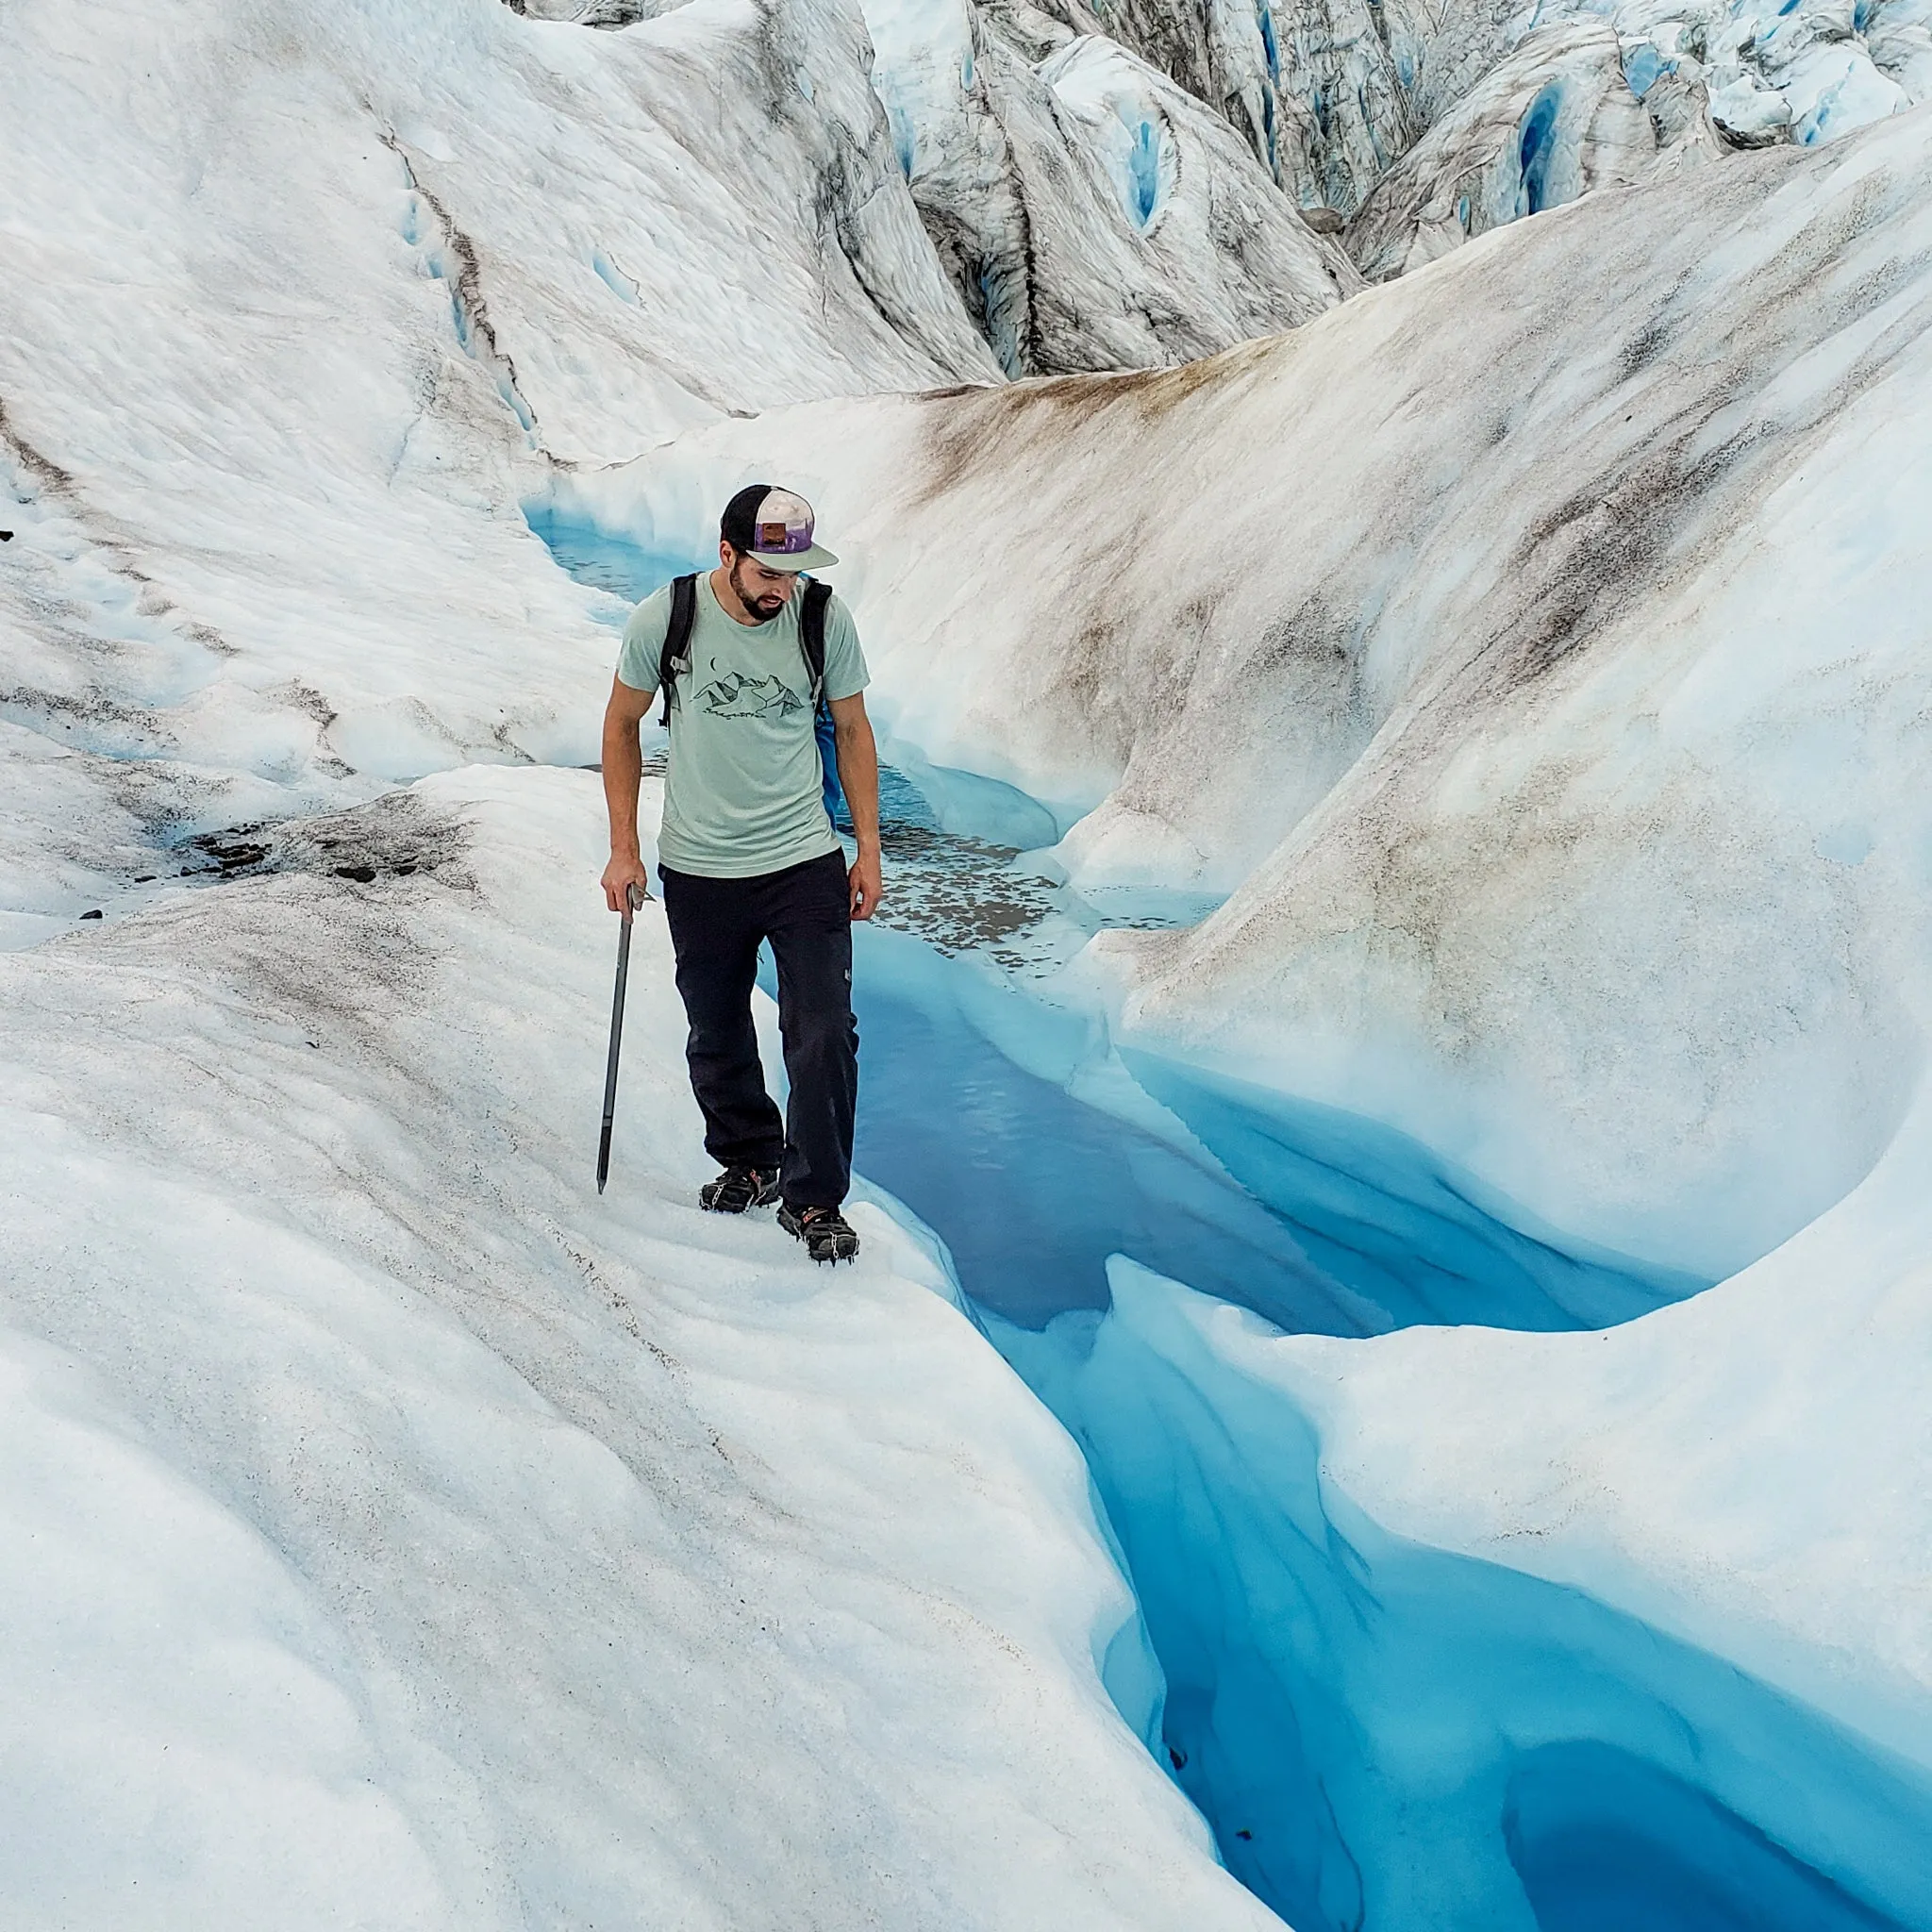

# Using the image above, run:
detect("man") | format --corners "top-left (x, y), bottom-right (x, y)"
top-left (599, 484), bottom-right (882, 1264)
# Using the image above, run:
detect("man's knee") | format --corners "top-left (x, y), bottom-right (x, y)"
top-left (685, 1001), bottom-right (761, 1063)
top-left (779, 990), bottom-right (857, 1064)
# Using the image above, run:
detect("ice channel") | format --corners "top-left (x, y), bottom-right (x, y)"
top-left (536, 515), bottom-right (1932, 1932)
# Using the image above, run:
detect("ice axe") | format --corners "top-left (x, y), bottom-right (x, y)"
top-left (596, 880), bottom-right (647, 1194)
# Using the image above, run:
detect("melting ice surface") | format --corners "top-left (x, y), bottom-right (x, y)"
top-left (533, 512), bottom-right (1932, 1932)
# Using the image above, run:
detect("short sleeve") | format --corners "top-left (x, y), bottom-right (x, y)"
top-left (821, 593), bottom-right (870, 703)
top-left (615, 586), bottom-right (674, 693)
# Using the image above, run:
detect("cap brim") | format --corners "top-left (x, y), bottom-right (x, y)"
top-left (746, 541), bottom-right (839, 573)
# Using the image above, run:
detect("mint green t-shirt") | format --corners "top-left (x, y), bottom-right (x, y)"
top-left (617, 574), bottom-right (870, 879)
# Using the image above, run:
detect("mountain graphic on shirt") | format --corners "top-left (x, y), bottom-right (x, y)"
top-left (694, 671), bottom-right (807, 719)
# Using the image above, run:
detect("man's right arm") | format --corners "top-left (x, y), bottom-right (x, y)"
top-left (600, 675), bottom-right (657, 912)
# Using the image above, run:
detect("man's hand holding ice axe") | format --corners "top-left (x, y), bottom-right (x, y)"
top-left (602, 850), bottom-right (652, 912)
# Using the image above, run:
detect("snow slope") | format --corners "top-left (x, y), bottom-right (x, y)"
top-left (0, 766), bottom-right (1276, 1929)
top-left (0, 0), bottom-right (993, 948)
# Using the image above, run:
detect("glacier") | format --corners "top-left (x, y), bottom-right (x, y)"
top-left (547, 89), bottom-right (1932, 1929)
top-left (8, 0), bottom-right (1932, 1920)
top-left (1343, 21), bottom-right (1657, 281)
top-left (608, 105), bottom-right (1932, 1279)
top-left (854, 0), bottom-right (1360, 372)
top-left (531, 506), bottom-right (1932, 1924)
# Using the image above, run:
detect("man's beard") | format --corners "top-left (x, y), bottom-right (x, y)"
top-left (730, 559), bottom-right (787, 622)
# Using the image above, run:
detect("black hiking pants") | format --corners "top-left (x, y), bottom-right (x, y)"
top-left (658, 849), bottom-right (858, 1210)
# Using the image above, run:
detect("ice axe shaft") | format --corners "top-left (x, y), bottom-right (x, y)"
top-left (596, 882), bottom-right (646, 1194)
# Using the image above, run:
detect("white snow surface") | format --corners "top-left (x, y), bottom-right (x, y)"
top-left (0, 767), bottom-right (1274, 1929)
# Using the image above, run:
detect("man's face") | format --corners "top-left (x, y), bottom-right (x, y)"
top-left (724, 546), bottom-right (798, 622)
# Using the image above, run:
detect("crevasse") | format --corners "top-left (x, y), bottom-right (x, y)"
top-left (532, 512), bottom-right (1932, 1932)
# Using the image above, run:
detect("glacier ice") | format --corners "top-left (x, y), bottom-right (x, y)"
top-left (0, 766), bottom-right (1280, 1929)
top-left (1345, 22), bottom-right (1656, 280)
top-left (850, 0), bottom-right (1932, 316)
top-left (1295, 0), bottom-right (1922, 226)
top-left (858, 0), bottom-right (1358, 373)
top-left (1001, 1257), bottom-right (1932, 1931)
top-left (10, 0), bottom-right (1932, 1915)
top-left (0, 0), bottom-right (1002, 937)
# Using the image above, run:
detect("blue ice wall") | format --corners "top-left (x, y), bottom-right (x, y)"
top-left (849, 935), bottom-right (1692, 1334)
top-left (1128, 119), bottom-right (1162, 226)
top-left (974, 258), bottom-right (1026, 378)
top-left (1623, 42), bottom-right (1666, 98)
top-left (808, 724), bottom-right (1694, 1340)
top-left (1518, 86), bottom-right (1562, 216)
top-left (1005, 1262), bottom-right (1932, 1932)
top-left (1124, 1054), bottom-right (1698, 1330)
top-left (1507, 1742), bottom-right (1912, 1931)
top-left (849, 927), bottom-right (1381, 1333)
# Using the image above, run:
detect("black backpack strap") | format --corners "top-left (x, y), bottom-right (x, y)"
top-left (800, 578), bottom-right (832, 707)
top-left (657, 574), bottom-right (698, 727)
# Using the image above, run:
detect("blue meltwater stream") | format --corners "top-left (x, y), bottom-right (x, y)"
top-left (536, 512), bottom-right (1932, 1932)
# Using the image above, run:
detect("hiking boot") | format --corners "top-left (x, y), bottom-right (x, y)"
top-left (777, 1202), bottom-right (860, 1265)
top-left (700, 1165), bottom-right (782, 1214)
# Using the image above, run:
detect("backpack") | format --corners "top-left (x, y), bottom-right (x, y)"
top-left (657, 574), bottom-right (846, 824)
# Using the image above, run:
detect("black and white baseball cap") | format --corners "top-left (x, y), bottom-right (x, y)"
top-left (720, 483), bottom-right (840, 572)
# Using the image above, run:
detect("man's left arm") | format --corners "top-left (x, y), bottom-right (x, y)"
top-left (828, 692), bottom-right (883, 921)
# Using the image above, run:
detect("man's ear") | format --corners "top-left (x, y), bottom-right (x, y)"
top-left (718, 539), bottom-right (735, 569)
